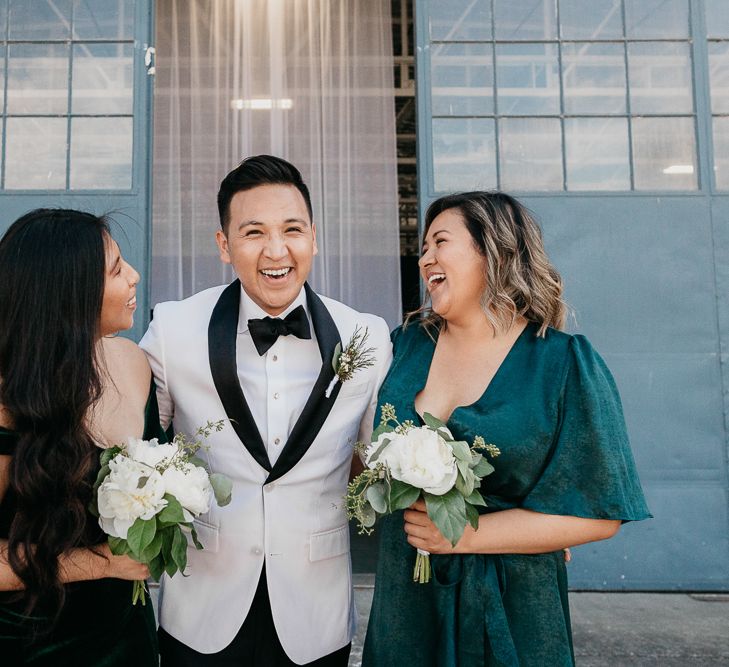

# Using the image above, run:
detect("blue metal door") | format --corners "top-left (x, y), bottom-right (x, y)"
top-left (0, 0), bottom-right (155, 341)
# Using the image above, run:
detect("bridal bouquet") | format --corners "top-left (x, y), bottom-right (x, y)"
top-left (89, 421), bottom-right (232, 604)
top-left (346, 404), bottom-right (499, 583)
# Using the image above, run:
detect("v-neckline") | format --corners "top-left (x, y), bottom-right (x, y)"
top-left (413, 321), bottom-right (533, 424)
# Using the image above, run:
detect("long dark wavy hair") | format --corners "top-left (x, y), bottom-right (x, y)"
top-left (0, 208), bottom-right (109, 620)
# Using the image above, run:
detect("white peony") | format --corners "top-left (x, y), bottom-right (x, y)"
top-left (125, 436), bottom-right (178, 469)
top-left (373, 426), bottom-right (458, 496)
top-left (161, 463), bottom-right (213, 518)
top-left (97, 455), bottom-right (168, 538)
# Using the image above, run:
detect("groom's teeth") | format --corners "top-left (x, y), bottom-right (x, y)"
top-left (428, 273), bottom-right (446, 285)
top-left (127, 296), bottom-right (136, 306)
top-left (261, 268), bottom-right (291, 277)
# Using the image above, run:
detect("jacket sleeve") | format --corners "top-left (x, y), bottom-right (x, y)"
top-left (139, 304), bottom-right (174, 430)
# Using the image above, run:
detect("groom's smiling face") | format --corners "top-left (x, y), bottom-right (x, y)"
top-left (215, 183), bottom-right (318, 316)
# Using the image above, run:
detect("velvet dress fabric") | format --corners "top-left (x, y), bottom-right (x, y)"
top-left (362, 322), bottom-right (651, 667)
top-left (0, 385), bottom-right (164, 666)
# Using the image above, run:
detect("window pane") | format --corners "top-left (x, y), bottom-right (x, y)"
top-left (499, 117), bottom-right (563, 190)
top-left (496, 43), bottom-right (559, 115)
top-left (632, 117), bottom-right (697, 190)
top-left (628, 42), bottom-right (693, 114)
top-left (708, 42), bottom-right (729, 114)
top-left (70, 117), bottom-right (132, 189)
top-left (559, 0), bottom-right (623, 40)
top-left (72, 43), bottom-right (133, 114)
top-left (713, 116), bottom-right (729, 190)
top-left (706, 0), bottom-right (729, 39)
top-left (0, 1), bottom-right (7, 40)
top-left (7, 43), bottom-right (69, 115)
top-left (562, 42), bottom-right (626, 114)
top-left (5, 117), bottom-right (66, 189)
top-left (431, 43), bottom-right (493, 116)
top-left (565, 117), bottom-right (629, 190)
top-left (73, 0), bottom-right (134, 40)
top-left (430, 0), bottom-right (491, 41)
top-left (494, 0), bottom-right (557, 40)
top-left (432, 118), bottom-right (496, 193)
top-left (8, 0), bottom-right (71, 39)
top-left (624, 0), bottom-right (689, 39)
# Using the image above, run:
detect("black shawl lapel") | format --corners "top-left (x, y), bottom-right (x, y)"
top-left (266, 283), bottom-right (343, 484)
top-left (208, 280), bottom-right (271, 472)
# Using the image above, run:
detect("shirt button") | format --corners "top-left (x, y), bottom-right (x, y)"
top-left (274, 438), bottom-right (281, 445)
top-left (252, 547), bottom-right (262, 555)
top-left (273, 392), bottom-right (280, 400)
top-left (272, 355), bottom-right (278, 362)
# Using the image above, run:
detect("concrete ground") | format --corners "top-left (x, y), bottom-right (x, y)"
top-left (349, 575), bottom-right (729, 666)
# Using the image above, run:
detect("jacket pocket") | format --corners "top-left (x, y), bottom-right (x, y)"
top-left (309, 524), bottom-right (350, 562)
top-left (337, 380), bottom-right (370, 400)
top-left (189, 518), bottom-right (220, 553)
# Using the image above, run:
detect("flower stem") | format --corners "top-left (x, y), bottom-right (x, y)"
top-left (413, 550), bottom-right (431, 584)
top-left (132, 579), bottom-right (147, 606)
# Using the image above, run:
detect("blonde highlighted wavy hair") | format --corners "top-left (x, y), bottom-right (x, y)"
top-left (409, 191), bottom-right (567, 337)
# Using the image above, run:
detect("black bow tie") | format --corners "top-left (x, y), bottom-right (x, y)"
top-left (247, 305), bottom-right (312, 356)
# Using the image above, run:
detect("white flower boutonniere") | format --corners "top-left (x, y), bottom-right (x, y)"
top-left (325, 325), bottom-right (376, 398)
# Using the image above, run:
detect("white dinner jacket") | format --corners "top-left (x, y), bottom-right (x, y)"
top-left (139, 281), bottom-right (392, 663)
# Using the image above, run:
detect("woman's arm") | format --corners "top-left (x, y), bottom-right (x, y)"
top-left (403, 499), bottom-right (620, 555)
top-left (0, 455), bottom-right (149, 591)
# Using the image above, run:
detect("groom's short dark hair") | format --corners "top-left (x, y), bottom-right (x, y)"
top-left (217, 155), bottom-right (313, 232)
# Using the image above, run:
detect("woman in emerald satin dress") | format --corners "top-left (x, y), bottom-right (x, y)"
top-left (362, 192), bottom-right (650, 667)
top-left (0, 209), bottom-right (160, 665)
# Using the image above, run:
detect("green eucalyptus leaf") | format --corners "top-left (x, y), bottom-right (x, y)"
top-left (449, 440), bottom-right (472, 463)
top-left (331, 342), bottom-right (343, 372)
top-left (190, 526), bottom-right (204, 550)
top-left (370, 422), bottom-right (390, 442)
top-left (161, 528), bottom-right (175, 575)
top-left (366, 437), bottom-right (391, 464)
top-left (189, 456), bottom-right (209, 471)
top-left (140, 530), bottom-right (164, 562)
top-left (365, 483), bottom-right (388, 514)
top-left (210, 473), bottom-right (233, 507)
top-left (388, 480), bottom-right (421, 512)
top-left (421, 412), bottom-right (446, 431)
top-left (465, 502), bottom-right (480, 531)
top-left (126, 518), bottom-right (157, 558)
top-left (158, 495), bottom-right (186, 524)
top-left (100, 446), bottom-right (122, 468)
top-left (455, 463), bottom-right (476, 497)
top-left (473, 457), bottom-right (495, 479)
top-left (148, 553), bottom-right (165, 582)
top-left (466, 489), bottom-right (488, 507)
top-left (359, 504), bottom-right (377, 529)
top-left (107, 536), bottom-right (130, 556)
top-left (91, 463), bottom-right (111, 495)
top-left (423, 489), bottom-right (467, 547)
top-left (171, 526), bottom-right (188, 573)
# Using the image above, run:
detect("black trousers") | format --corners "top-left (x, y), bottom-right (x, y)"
top-left (158, 569), bottom-right (351, 667)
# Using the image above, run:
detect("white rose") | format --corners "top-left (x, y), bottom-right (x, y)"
top-left (125, 437), bottom-right (177, 469)
top-left (97, 455), bottom-right (168, 538)
top-left (388, 427), bottom-right (457, 495)
top-left (161, 463), bottom-right (213, 518)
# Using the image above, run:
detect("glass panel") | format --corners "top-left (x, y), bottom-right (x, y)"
top-left (496, 43), bottom-right (560, 115)
top-left (559, 0), bottom-right (623, 40)
top-left (73, 0), bottom-right (134, 40)
top-left (708, 42), bottom-right (729, 114)
top-left (624, 0), bottom-right (689, 39)
top-left (562, 42), bottom-right (626, 114)
top-left (706, 0), bottom-right (729, 39)
top-left (431, 43), bottom-right (493, 116)
top-left (72, 43), bottom-right (133, 114)
top-left (0, 1), bottom-right (7, 40)
top-left (430, 0), bottom-right (491, 41)
top-left (494, 0), bottom-right (557, 40)
top-left (498, 117), bottom-right (563, 190)
top-left (70, 117), bottom-right (132, 189)
top-left (565, 117), bottom-right (630, 190)
top-left (713, 116), bottom-right (729, 190)
top-left (628, 42), bottom-right (693, 114)
top-left (432, 118), bottom-right (496, 193)
top-left (632, 117), bottom-right (697, 190)
top-left (7, 43), bottom-right (69, 115)
top-left (8, 0), bottom-right (72, 39)
top-left (5, 117), bottom-right (66, 189)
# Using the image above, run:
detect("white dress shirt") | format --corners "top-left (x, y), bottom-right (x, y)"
top-left (236, 287), bottom-right (321, 466)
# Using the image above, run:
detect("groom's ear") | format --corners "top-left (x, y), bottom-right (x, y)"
top-left (312, 222), bottom-right (318, 257)
top-left (215, 229), bottom-right (231, 265)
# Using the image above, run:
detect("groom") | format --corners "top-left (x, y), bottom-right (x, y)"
top-left (140, 155), bottom-right (392, 666)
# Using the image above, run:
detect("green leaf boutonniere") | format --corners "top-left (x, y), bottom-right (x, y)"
top-left (325, 325), bottom-right (376, 398)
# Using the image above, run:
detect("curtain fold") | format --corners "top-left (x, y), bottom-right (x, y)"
top-left (152, 0), bottom-right (401, 327)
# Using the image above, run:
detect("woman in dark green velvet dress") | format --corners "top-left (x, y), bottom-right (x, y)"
top-left (0, 209), bottom-right (160, 665)
top-left (362, 192), bottom-right (650, 667)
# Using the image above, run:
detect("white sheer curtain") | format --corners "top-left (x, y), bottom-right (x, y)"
top-left (152, 0), bottom-right (401, 327)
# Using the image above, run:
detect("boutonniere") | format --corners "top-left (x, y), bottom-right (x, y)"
top-left (325, 325), bottom-right (376, 398)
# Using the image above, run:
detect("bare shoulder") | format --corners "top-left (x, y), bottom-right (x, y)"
top-left (100, 337), bottom-right (151, 393)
